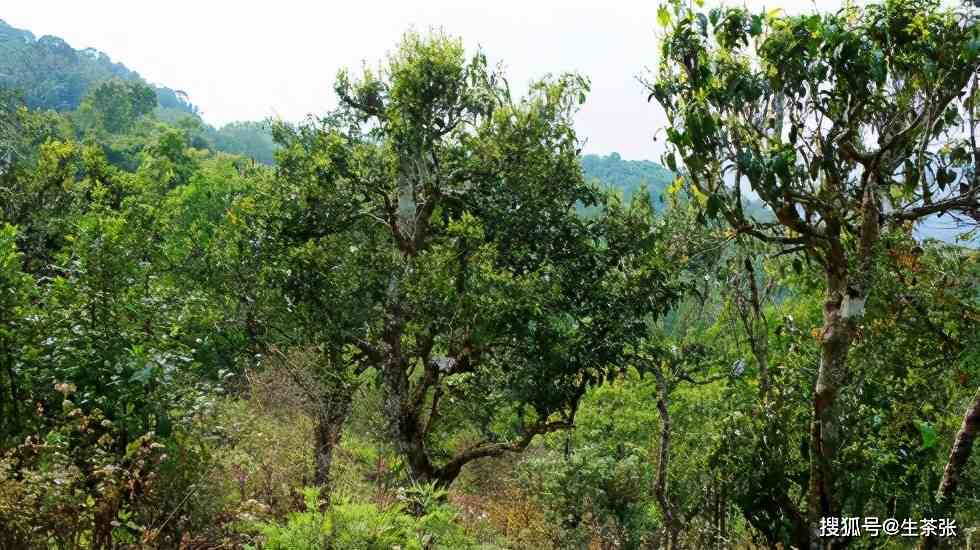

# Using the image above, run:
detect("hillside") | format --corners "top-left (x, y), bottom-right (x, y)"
top-left (0, 18), bottom-right (196, 114)
top-left (0, 18), bottom-right (281, 163)
top-left (581, 152), bottom-right (674, 206)
top-left (0, 18), bottom-right (670, 188)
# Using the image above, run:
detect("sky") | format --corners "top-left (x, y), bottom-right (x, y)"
top-left (3, 0), bottom-right (836, 161)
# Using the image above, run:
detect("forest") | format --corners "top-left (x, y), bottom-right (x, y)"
top-left (0, 0), bottom-right (978, 548)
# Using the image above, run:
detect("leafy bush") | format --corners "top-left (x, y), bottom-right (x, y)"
top-left (519, 444), bottom-right (657, 549)
top-left (0, 387), bottom-right (218, 549)
top-left (246, 483), bottom-right (479, 550)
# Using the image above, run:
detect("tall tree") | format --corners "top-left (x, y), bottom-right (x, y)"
top-left (76, 79), bottom-right (157, 134)
top-left (649, 0), bottom-right (979, 546)
top-left (273, 31), bottom-right (680, 489)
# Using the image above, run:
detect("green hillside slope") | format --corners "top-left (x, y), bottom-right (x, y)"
top-left (0, 18), bottom-right (197, 114)
top-left (581, 152), bottom-right (674, 206)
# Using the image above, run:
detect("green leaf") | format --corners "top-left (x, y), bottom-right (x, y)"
top-left (696, 13), bottom-right (708, 36)
top-left (130, 365), bottom-right (155, 385)
top-left (657, 5), bottom-right (672, 28)
top-left (914, 420), bottom-right (937, 450)
top-left (706, 193), bottom-right (723, 219)
top-left (709, 8), bottom-right (721, 26)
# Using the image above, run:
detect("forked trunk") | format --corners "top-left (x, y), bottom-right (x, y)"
top-left (381, 269), bottom-right (437, 485)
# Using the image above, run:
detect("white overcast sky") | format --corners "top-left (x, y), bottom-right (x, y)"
top-left (4, 0), bottom-right (838, 160)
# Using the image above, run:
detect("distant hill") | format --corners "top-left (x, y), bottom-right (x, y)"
top-left (0, 19), bottom-right (680, 196)
top-left (580, 153), bottom-right (772, 221)
top-left (0, 19), bottom-right (197, 115)
top-left (0, 19), bottom-right (281, 164)
top-left (581, 152), bottom-right (674, 208)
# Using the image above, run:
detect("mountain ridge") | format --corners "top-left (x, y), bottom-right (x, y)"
top-left (0, 18), bottom-right (197, 115)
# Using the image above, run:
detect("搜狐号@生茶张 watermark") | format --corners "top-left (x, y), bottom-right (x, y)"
top-left (820, 517), bottom-right (956, 538)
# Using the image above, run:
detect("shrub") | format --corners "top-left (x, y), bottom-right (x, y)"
top-left (245, 483), bottom-right (480, 550)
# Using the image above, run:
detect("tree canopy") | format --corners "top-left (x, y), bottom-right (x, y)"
top-left (269, 31), bottom-right (682, 487)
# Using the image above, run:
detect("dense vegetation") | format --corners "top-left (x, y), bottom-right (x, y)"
top-left (0, 1), bottom-right (978, 548)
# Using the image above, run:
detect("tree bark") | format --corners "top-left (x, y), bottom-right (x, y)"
top-left (379, 153), bottom-right (440, 484)
top-left (313, 393), bottom-right (353, 504)
top-left (652, 364), bottom-right (680, 550)
top-left (808, 184), bottom-right (880, 550)
top-left (808, 240), bottom-right (858, 550)
top-left (313, 416), bottom-right (339, 494)
top-left (918, 386), bottom-right (980, 550)
top-left (381, 271), bottom-right (437, 484)
top-left (741, 257), bottom-right (770, 398)
top-left (937, 386), bottom-right (980, 505)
